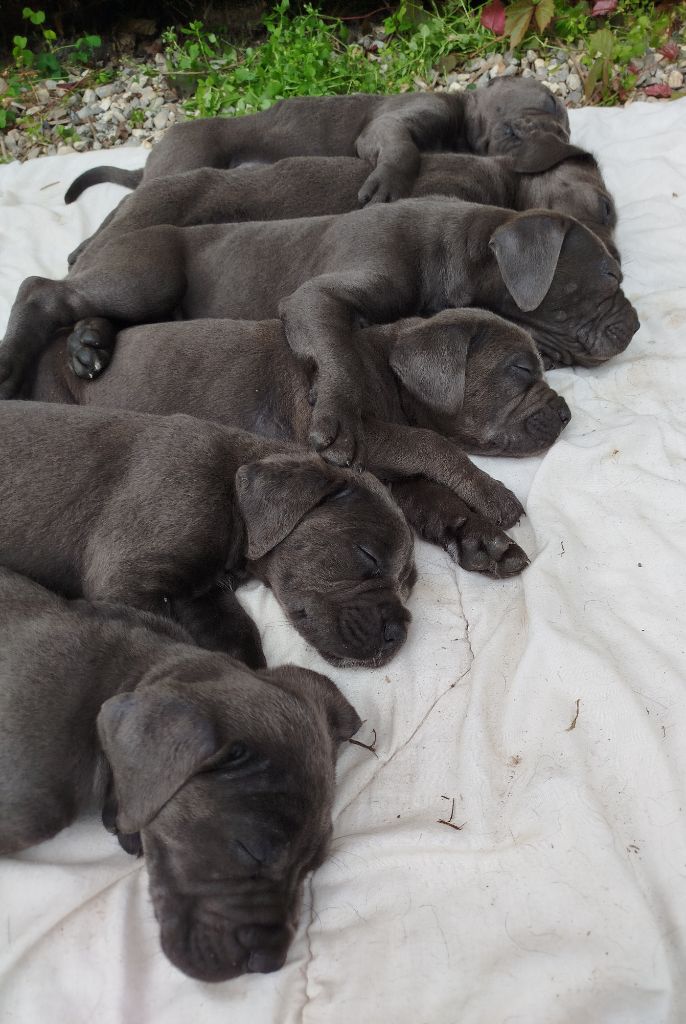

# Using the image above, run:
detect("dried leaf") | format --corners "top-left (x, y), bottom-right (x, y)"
top-left (591, 0), bottom-right (618, 15)
top-left (659, 43), bottom-right (680, 61)
top-left (481, 0), bottom-right (506, 36)
top-left (534, 0), bottom-right (555, 34)
top-left (645, 83), bottom-right (672, 98)
top-left (505, 0), bottom-right (535, 50)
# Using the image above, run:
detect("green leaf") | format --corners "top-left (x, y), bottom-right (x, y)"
top-left (588, 28), bottom-right (614, 60)
top-left (534, 0), bottom-right (555, 34)
top-left (505, 0), bottom-right (534, 50)
top-left (584, 56), bottom-right (603, 99)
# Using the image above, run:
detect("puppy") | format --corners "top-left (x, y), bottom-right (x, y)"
top-left (0, 403), bottom-right (415, 667)
top-left (66, 135), bottom-right (619, 270)
top-left (0, 565), bottom-right (361, 981)
top-left (0, 201), bottom-right (639, 469)
top-left (30, 308), bottom-right (567, 577)
top-left (64, 77), bottom-right (569, 208)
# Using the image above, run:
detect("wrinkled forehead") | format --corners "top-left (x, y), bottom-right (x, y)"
top-left (355, 471), bottom-right (414, 552)
top-left (474, 78), bottom-right (567, 121)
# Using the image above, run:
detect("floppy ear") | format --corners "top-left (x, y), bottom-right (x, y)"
top-left (263, 665), bottom-right (362, 742)
top-left (235, 455), bottom-right (341, 561)
top-left (510, 133), bottom-right (593, 174)
top-left (490, 212), bottom-right (570, 312)
top-left (389, 314), bottom-right (476, 415)
top-left (97, 691), bottom-right (219, 833)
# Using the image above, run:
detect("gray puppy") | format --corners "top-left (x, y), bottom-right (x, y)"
top-left (0, 200), bottom-right (639, 467)
top-left (65, 135), bottom-right (618, 270)
top-left (65, 77), bottom-right (569, 208)
top-left (0, 402), bottom-right (416, 667)
top-left (33, 309), bottom-right (564, 577)
top-left (0, 565), bottom-right (361, 981)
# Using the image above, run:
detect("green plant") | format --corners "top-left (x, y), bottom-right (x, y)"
top-left (163, 0), bottom-right (498, 120)
top-left (129, 107), bottom-right (146, 127)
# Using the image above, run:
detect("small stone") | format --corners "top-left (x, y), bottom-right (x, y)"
top-left (534, 58), bottom-right (546, 70)
top-left (43, 79), bottom-right (58, 90)
top-left (75, 105), bottom-right (95, 121)
top-left (552, 65), bottom-right (569, 82)
top-left (568, 88), bottom-right (583, 104)
top-left (447, 81), bottom-right (464, 94)
top-left (542, 80), bottom-right (560, 94)
top-left (56, 144), bottom-right (75, 155)
top-left (72, 139), bottom-right (89, 151)
top-left (124, 135), bottom-right (141, 146)
top-left (668, 69), bottom-right (683, 88)
top-left (556, 81), bottom-right (568, 97)
top-left (35, 87), bottom-right (50, 104)
top-left (567, 72), bottom-right (581, 92)
top-left (95, 83), bottom-right (115, 99)
top-left (82, 88), bottom-right (97, 105)
top-left (526, 50), bottom-right (538, 62)
top-left (100, 96), bottom-right (112, 111)
top-left (521, 68), bottom-right (535, 79)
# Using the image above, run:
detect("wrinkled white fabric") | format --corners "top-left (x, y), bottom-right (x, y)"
top-left (1, 97), bottom-right (685, 1024)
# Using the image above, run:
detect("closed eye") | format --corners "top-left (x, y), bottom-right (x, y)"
top-left (357, 544), bottom-right (382, 577)
top-left (510, 360), bottom-right (538, 382)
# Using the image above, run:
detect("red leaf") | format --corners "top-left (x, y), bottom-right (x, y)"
top-left (659, 43), bottom-right (679, 61)
top-left (481, 0), bottom-right (506, 36)
top-left (590, 0), bottom-right (618, 14)
top-left (645, 83), bottom-right (672, 97)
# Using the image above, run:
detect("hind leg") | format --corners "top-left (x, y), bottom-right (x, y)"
top-left (0, 226), bottom-right (187, 398)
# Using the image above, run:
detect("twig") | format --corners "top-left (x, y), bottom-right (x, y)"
top-left (349, 727), bottom-right (378, 758)
top-left (437, 796), bottom-right (466, 830)
top-left (566, 698), bottom-right (581, 732)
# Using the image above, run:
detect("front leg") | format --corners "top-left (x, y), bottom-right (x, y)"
top-left (364, 418), bottom-right (524, 530)
top-left (355, 100), bottom-right (461, 205)
top-left (392, 478), bottom-right (528, 579)
top-left (280, 271), bottom-right (397, 467)
top-left (171, 582), bottom-right (266, 669)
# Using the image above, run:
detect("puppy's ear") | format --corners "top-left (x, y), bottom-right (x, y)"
top-left (97, 692), bottom-right (219, 833)
top-left (236, 455), bottom-right (341, 561)
top-left (490, 212), bottom-right (570, 312)
top-left (263, 664), bottom-right (362, 742)
top-left (389, 313), bottom-right (477, 415)
top-left (510, 134), bottom-right (593, 174)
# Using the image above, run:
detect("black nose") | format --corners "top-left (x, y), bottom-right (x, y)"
top-left (555, 396), bottom-right (572, 425)
top-left (237, 924), bottom-right (292, 974)
top-left (384, 620), bottom-right (407, 644)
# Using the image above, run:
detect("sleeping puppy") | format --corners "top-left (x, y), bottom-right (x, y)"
top-left (0, 201), bottom-right (639, 469)
top-left (64, 77), bottom-right (569, 208)
top-left (0, 565), bottom-right (361, 982)
top-left (0, 403), bottom-right (416, 668)
top-left (66, 135), bottom-right (619, 270)
top-left (29, 308), bottom-right (566, 580)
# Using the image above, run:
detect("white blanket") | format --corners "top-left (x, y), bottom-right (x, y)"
top-left (1, 97), bottom-right (686, 1024)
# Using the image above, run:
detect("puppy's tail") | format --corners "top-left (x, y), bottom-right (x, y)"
top-left (64, 166), bottom-right (144, 204)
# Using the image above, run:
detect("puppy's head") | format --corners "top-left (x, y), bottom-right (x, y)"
top-left (97, 654), bottom-right (361, 982)
top-left (465, 77), bottom-right (570, 156)
top-left (488, 209), bottom-right (640, 367)
top-left (236, 455), bottom-right (415, 667)
top-left (508, 134), bottom-right (619, 259)
top-left (390, 310), bottom-right (571, 456)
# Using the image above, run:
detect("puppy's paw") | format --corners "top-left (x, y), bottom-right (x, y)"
top-left (471, 477), bottom-right (524, 531)
top-left (309, 402), bottom-right (364, 468)
top-left (67, 317), bottom-right (116, 380)
top-left (447, 514), bottom-right (529, 578)
top-left (357, 167), bottom-right (412, 206)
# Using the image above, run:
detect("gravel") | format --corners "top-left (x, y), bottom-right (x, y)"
top-left (1, 42), bottom-right (685, 164)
